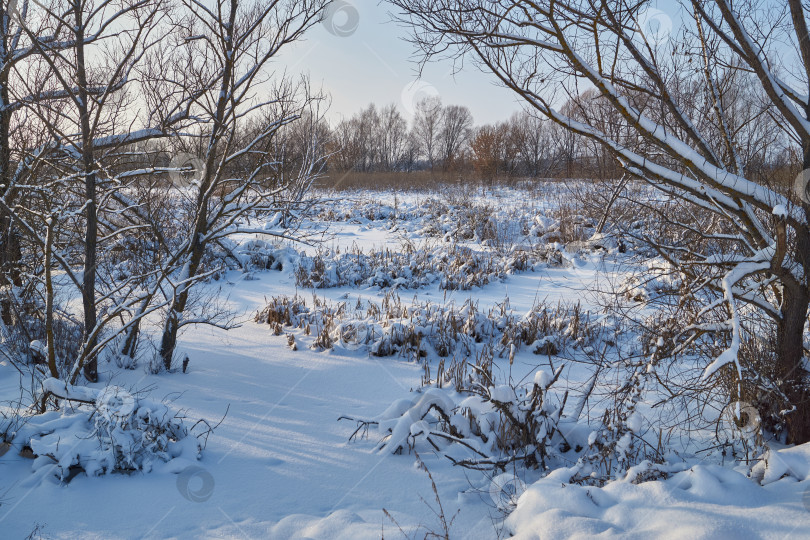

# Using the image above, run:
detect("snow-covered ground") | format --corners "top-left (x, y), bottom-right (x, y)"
top-left (2, 186), bottom-right (810, 539)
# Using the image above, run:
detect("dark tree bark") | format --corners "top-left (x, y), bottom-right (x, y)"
top-left (72, 2), bottom-right (99, 382)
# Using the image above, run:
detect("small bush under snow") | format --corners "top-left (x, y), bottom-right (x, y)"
top-left (14, 379), bottom-right (203, 482)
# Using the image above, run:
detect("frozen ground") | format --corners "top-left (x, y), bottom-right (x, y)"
top-left (1, 186), bottom-right (810, 539)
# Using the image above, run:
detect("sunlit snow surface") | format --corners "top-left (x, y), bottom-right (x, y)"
top-left (1, 185), bottom-right (809, 539)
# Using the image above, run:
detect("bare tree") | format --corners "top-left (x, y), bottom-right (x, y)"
top-left (0, 0), bottom-right (85, 325)
top-left (551, 98), bottom-right (582, 178)
top-left (438, 103), bottom-right (472, 171)
top-left (1, 0), bottom-right (198, 382)
top-left (158, 0), bottom-right (327, 369)
top-left (470, 121), bottom-right (514, 181)
top-left (377, 103), bottom-right (408, 170)
top-left (509, 111), bottom-right (553, 178)
top-left (356, 103), bottom-right (379, 172)
top-left (391, 0), bottom-right (810, 442)
top-left (413, 95), bottom-right (443, 171)
top-left (330, 116), bottom-right (361, 172)
top-left (401, 127), bottom-right (421, 172)
top-left (564, 89), bottom-right (629, 179)
top-left (0, 2), bottom-right (29, 324)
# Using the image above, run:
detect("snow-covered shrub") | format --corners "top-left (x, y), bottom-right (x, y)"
top-left (0, 292), bottom-right (83, 377)
top-left (110, 348), bottom-right (139, 370)
top-left (292, 242), bottom-right (537, 291)
top-left (256, 293), bottom-right (602, 360)
top-left (619, 258), bottom-right (684, 303)
top-left (342, 368), bottom-right (568, 472)
top-left (233, 238), bottom-right (280, 272)
top-left (248, 188), bottom-right (625, 295)
top-left (0, 396), bottom-right (26, 453)
top-left (255, 294), bottom-right (312, 329)
top-left (306, 187), bottom-right (618, 258)
top-left (571, 408), bottom-right (659, 486)
top-left (549, 204), bottom-right (595, 244)
top-left (623, 263), bottom-right (797, 455)
top-left (749, 443), bottom-right (810, 485)
top-left (19, 379), bottom-right (203, 481)
top-left (570, 338), bottom-right (676, 486)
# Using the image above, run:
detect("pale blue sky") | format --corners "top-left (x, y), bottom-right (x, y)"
top-left (277, 0), bottom-right (683, 125)
top-left (277, 0), bottom-right (525, 125)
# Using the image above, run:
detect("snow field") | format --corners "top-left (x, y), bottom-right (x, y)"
top-left (2, 185), bottom-right (809, 539)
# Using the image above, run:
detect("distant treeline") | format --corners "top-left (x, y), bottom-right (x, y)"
top-left (310, 91), bottom-right (799, 184)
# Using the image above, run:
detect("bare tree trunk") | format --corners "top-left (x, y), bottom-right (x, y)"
top-left (779, 136), bottom-right (810, 443)
top-left (121, 295), bottom-right (154, 359)
top-left (45, 215), bottom-right (58, 378)
top-left (0, 39), bottom-right (21, 326)
top-left (159, 314), bottom-right (178, 370)
top-left (777, 278), bottom-right (810, 443)
top-left (0, 207), bottom-right (20, 326)
top-left (74, 4), bottom-right (98, 382)
top-left (159, 0), bottom-right (235, 368)
top-left (159, 260), bottom-right (197, 370)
